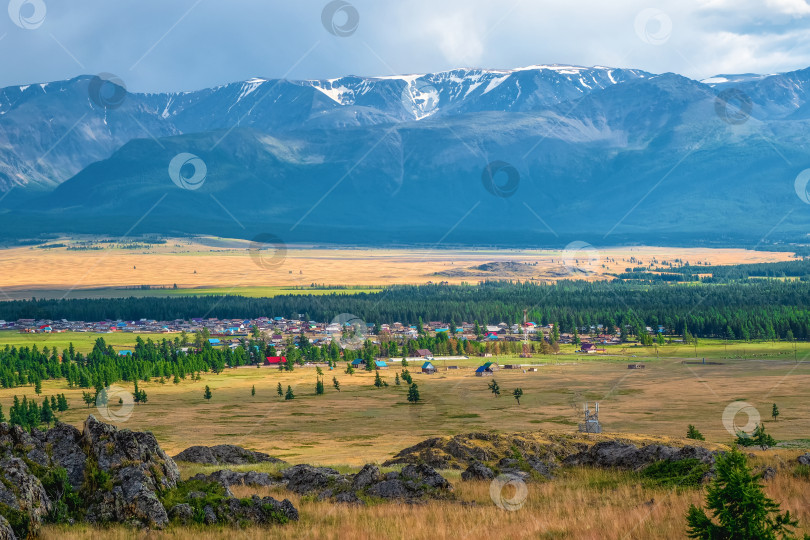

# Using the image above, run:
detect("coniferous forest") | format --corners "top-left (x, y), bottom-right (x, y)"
top-left (3, 279), bottom-right (810, 340)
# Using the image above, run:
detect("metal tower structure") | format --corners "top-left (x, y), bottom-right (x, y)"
top-left (519, 308), bottom-right (532, 358)
top-left (578, 402), bottom-right (602, 433)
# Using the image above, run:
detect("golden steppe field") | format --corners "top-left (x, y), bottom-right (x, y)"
top-left (0, 236), bottom-right (796, 299)
top-left (0, 343), bottom-right (805, 539)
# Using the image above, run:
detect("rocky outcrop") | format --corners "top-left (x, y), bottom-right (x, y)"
top-left (0, 516), bottom-right (15, 540)
top-left (174, 445), bottom-right (285, 466)
top-left (0, 416), bottom-right (300, 535)
top-left (0, 457), bottom-right (52, 526)
top-left (191, 469), bottom-right (279, 488)
top-left (798, 453), bottom-right (810, 466)
top-left (461, 462), bottom-right (495, 481)
top-left (201, 496), bottom-right (298, 525)
top-left (562, 441), bottom-right (716, 470)
top-left (82, 415), bottom-right (180, 529)
top-left (282, 465), bottom-right (347, 495)
top-left (279, 462), bottom-right (453, 503)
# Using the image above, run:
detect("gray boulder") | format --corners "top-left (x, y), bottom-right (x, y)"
top-left (282, 464), bottom-right (346, 494)
top-left (798, 453), bottom-right (810, 466)
top-left (211, 495), bottom-right (299, 524)
top-left (562, 441), bottom-right (716, 471)
top-left (461, 462), bottom-right (495, 481)
top-left (168, 503), bottom-right (193, 525)
top-left (352, 464), bottom-right (383, 490)
top-left (367, 479), bottom-right (410, 499)
top-left (174, 445), bottom-right (284, 465)
top-left (761, 467), bottom-right (777, 481)
top-left (191, 469), bottom-right (277, 488)
top-left (400, 464), bottom-right (452, 490)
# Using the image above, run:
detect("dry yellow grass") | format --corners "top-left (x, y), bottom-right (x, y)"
top-left (38, 466), bottom-right (810, 540)
top-left (0, 237), bottom-right (793, 295)
top-left (5, 355), bottom-right (808, 464)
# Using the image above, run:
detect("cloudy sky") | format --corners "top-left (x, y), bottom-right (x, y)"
top-left (3, 0), bottom-right (810, 92)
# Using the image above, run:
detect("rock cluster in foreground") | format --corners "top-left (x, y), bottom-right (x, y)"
top-left (190, 462), bottom-right (454, 505)
top-left (0, 416), bottom-right (297, 539)
top-left (174, 444), bottom-right (285, 466)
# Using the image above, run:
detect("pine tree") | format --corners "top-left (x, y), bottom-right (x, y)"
top-left (34, 379), bottom-right (42, 395)
top-left (687, 425), bottom-right (705, 441)
top-left (374, 371), bottom-right (383, 388)
top-left (395, 373), bottom-right (400, 386)
top-left (57, 393), bottom-right (68, 411)
top-left (771, 404), bottom-right (780, 421)
top-left (251, 385), bottom-right (256, 397)
top-left (82, 391), bottom-right (94, 408)
top-left (285, 386), bottom-right (295, 400)
top-left (40, 398), bottom-right (54, 427)
top-left (173, 374), bottom-right (180, 385)
top-left (686, 448), bottom-right (804, 539)
top-left (316, 378), bottom-right (325, 395)
top-left (345, 364), bottom-right (355, 376)
top-left (512, 387), bottom-right (523, 405)
top-left (407, 383), bottom-right (420, 403)
top-left (332, 377), bottom-right (340, 392)
top-left (488, 379), bottom-right (501, 397)
top-left (203, 385), bottom-right (212, 401)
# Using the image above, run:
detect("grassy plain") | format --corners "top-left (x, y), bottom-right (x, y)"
top-left (0, 236), bottom-right (794, 298)
top-left (0, 335), bottom-right (807, 538)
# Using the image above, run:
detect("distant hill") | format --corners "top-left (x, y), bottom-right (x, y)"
top-left (2, 64), bottom-right (810, 245)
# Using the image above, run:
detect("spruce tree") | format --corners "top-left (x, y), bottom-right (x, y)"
top-left (407, 383), bottom-right (420, 403)
top-left (203, 385), bottom-right (212, 401)
top-left (332, 377), bottom-right (340, 392)
top-left (285, 386), bottom-right (295, 400)
top-left (277, 382), bottom-right (283, 396)
top-left (687, 425), bottom-right (705, 441)
top-left (686, 448), bottom-right (804, 539)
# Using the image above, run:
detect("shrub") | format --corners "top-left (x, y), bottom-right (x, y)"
top-left (641, 458), bottom-right (709, 488)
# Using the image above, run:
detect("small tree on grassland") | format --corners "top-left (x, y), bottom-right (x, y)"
top-left (285, 385), bottom-right (295, 400)
top-left (315, 378), bottom-right (325, 395)
top-left (374, 371), bottom-right (383, 388)
top-left (407, 383), bottom-right (420, 403)
top-left (686, 448), bottom-right (807, 539)
top-left (332, 377), bottom-right (340, 392)
top-left (512, 388), bottom-right (523, 405)
top-left (737, 423), bottom-right (777, 450)
top-left (488, 379), bottom-right (501, 397)
top-left (687, 425), bottom-right (705, 441)
top-left (251, 385), bottom-right (256, 397)
top-left (772, 404), bottom-right (780, 421)
top-left (277, 382), bottom-right (283, 397)
top-left (203, 386), bottom-right (212, 401)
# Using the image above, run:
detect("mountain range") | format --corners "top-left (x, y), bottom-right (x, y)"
top-left (2, 64), bottom-right (810, 246)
